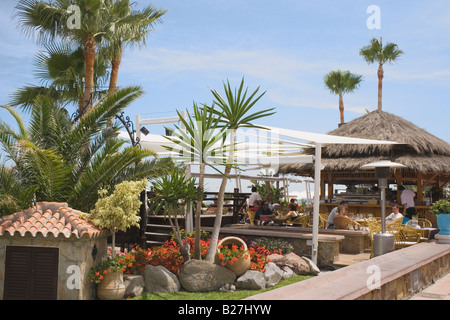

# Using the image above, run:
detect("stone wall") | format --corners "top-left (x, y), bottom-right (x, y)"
top-left (0, 234), bottom-right (108, 300)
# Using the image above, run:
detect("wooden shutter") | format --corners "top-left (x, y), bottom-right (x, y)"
top-left (4, 246), bottom-right (59, 300)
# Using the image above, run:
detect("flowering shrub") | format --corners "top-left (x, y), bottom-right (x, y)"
top-left (248, 244), bottom-right (281, 272)
top-left (89, 254), bottom-right (136, 284)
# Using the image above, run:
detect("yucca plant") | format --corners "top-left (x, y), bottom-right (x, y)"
top-left (205, 78), bottom-right (276, 262)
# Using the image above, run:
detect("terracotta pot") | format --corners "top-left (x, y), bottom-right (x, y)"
top-left (215, 236), bottom-right (250, 276)
top-left (96, 270), bottom-right (125, 300)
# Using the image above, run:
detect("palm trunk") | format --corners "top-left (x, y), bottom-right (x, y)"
top-left (377, 64), bottom-right (384, 111)
top-left (338, 93), bottom-right (344, 124)
top-left (82, 34), bottom-right (96, 116)
top-left (206, 129), bottom-right (237, 262)
top-left (168, 209), bottom-right (190, 262)
top-left (111, 230), bottom-right (116, 259)
top-left (194, 162), bottom-right (205, 259)
top-left (108, 48), bottom-right (122, 93)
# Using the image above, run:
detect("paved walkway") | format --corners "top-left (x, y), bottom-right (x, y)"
top-left (409, 272), bottom-right (450, 300)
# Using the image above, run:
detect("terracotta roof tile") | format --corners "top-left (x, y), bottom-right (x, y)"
top-left (0, 202), bottom-right (108, 239)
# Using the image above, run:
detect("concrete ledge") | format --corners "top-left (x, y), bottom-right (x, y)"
top-left (245, 241), bottom-right (450, 300)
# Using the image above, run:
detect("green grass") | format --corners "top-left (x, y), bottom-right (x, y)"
top-left (131, 275), bottom-right (311, 300)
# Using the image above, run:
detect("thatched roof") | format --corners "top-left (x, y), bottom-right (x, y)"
top-left (279, 110), bottom-right (450, 176)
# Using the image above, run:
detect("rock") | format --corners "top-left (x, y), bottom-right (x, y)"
top-left (264, 262), bottom-right (283, 287)
top-left (280, 266), bottom-right (296, 280)
top-left (302, 256), bottom-right (320, 275)
top-left (267, 253), bottom-right (285, 264)
top-left (123, 274), bottom-right (144, 298)
top-left (143, 265), bottom-right (181, 293)
top-left (179, 260), bottom-right (236, 292)
top-left (283, 252), bottom-right (311, 275)
top-left (219, 283), bottom-right (236, 292)
top-left (236, 270), bottom-right (267, 290)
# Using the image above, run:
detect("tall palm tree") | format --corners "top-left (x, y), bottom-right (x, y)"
top-left (10, 44), bottom-right (109, 113)
top-left (204, 78), bottom-right (276, 262)
top-left (359, 37), bottom-right (404, 111)
top-left (104, 0), bottom-right (166, 93)
top-left (324, 70), bottom-right (363, 124)
top-left (164, 103), bottom-right (227, 259)
top-left (15, 0), bottom-right (112, 114)
top-left (0, 86), bottom-right (172, 213)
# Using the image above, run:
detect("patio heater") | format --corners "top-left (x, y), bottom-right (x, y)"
top-left (361, 161), bottom-right (406, 257)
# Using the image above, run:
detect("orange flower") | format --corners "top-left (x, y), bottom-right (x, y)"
top-left (218, 253), bottom-right (224, 260)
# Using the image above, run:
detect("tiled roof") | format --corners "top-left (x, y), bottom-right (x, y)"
top-left (0, 202), bottom-right (109, 239)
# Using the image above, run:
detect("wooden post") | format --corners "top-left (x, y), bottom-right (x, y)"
top-left (395, 169), bottom-right (403, 204)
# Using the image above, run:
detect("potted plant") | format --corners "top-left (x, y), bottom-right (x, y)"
top-left (88, 254), bottom-right (135, 300)
top-left (215, 236), bottom-right (250, 276)
top-left (83, 179), bottom-right (147, 299)
top-left (430, 200), bottom-right (450, 240)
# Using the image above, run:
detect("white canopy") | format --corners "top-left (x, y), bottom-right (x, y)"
top-left (120, 116), bottom-right (399, 265)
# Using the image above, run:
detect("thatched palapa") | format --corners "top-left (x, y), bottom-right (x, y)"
top-left (278, 110), bottom-right (450, 204)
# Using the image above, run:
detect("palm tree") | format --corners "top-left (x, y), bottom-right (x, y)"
top-left (103, 0), bottom-right (166, 93)
top-left (204, 78), bottom-right (276, 262)
top-left (10, 44), bottom-right (109, 113)
top-left (0, 86), bottom-right (172, 213)
top-left (164, 103), bottom-right (227, 259)
top-left (324, 70), bottom-right (363, 124)
top-left (359, 37), bottom-right (404, 111)
top-left (15, 0), bottom-right (113, 114)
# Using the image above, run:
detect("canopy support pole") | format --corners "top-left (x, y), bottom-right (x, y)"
top-left (312, 143), bottom-right (322, 265)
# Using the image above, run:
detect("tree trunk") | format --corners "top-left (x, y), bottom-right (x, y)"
top-left (82, 34), bottom-right (96, 116)
top-left (377, 64), bottom-right (384, 111)
top-left (108, 48), bottom-right (122, 93)
top-left (194, 162), bottom-right (205, 259)
top-left (111, 230), bottom-right (116, 259)
top-left (205, 129), bottom-right (237, 262)
top-left (338, 93), bottom-right (344, 124)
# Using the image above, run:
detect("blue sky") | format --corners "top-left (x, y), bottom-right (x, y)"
top-left (0, 0), bottom-right (449, 195)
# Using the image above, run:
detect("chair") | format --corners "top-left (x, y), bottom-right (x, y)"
top-left (393, 225), bottom-right (421, 249)
top-left (405, 218), bottom-right (433, 241)
top-left (366, 220), bottom-right (382, 257)
top-left (319, 213), bottom-right (329, 229)
top-left (247, 211), bottom-right (255, 225)
top-left (386, 217), bottom-right (403, 231)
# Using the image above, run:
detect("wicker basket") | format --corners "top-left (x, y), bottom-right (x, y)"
top-left (215, 236), bottom-right (250, 276)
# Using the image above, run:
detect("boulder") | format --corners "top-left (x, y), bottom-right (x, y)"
top-left (143, 265), bottom-right (181, 293)
top-left (179, 260), bottom-right (236, 292)
top-left (236, 270), bottom-right (267, 290)
top-left (264, 262), bottom-right (283, 287)
top-left (301, 256), bottom-right (320, 275)
top-left (123, 274), bottom-right (144, 298)
top-left (283, 252), bottom-right (311, 275)
top-left (281, 266), bottom-right (296, 280)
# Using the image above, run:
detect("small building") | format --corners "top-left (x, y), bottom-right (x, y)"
top-left (0, 202), bottom-right (109, 300)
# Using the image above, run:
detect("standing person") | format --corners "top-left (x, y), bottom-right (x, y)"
top-left (399, 185), bottom-right (416, 224)
top-left (327, 201), bottom-right (349, 228)
top-left (247, 186), bottom-right (262, 211)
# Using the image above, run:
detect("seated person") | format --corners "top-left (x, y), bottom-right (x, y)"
top-left (386, 204), bottom-right (403, 224)
top-left (254, 201), bottom-right (276, 226)
top-left (327, 201), bottom-right (348, 229)
top-left (274, 203), bottom-right (299, 222)
top-left (333, 205), bottom-right (360, 230)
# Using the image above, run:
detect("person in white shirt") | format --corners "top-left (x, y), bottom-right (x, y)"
top-left (326, 201), bottom-right (348, 228)
top-left (247, 186), bottom-right (262, 210)
top-left (399, 185), bottom-right (416, 223)
top-left (386, 204), bottom-right (403, 224)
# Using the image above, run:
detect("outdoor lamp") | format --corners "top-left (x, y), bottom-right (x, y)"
top-left (140, 126), bottom-right (149, 136)
top-left (361, 160), bottom-right (406, 257)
